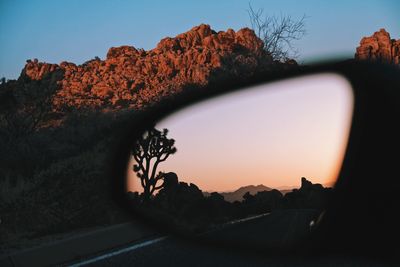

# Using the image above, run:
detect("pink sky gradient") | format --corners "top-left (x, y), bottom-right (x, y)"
top-left (127, 73), bottom-right (354, 192)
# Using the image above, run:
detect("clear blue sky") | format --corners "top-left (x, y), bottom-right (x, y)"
top-left (0, 0), bottom-right (399, 79)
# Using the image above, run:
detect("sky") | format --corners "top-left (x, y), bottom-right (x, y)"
top-left (0, 0), bottom-right (399, 79)
top-left (127, 74), bottom-right (354, 192)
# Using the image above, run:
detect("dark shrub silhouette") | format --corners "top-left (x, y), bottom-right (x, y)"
top-left (132, 127), bottom-right (177, 200)
top-left (155, 172), bottom-right (204, 213)
top-left (241, 189), bottom-right (283, 215)
top-left (282, 177), bottom-right (332, 209)
top-left (131, 176), bottom-right (332, 234)
top-left (243, 191), bottom-right (256, 203)
top-left (152, 174), bottom-right (238, 230)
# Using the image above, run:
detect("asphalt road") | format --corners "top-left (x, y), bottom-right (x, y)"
top-left (68, 209), bottom-right (391, 267)
top-left (204, 209), bottom-right (316, 248)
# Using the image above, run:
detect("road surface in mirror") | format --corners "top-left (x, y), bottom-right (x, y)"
top-left (127, 73), bottom-right (353, 194)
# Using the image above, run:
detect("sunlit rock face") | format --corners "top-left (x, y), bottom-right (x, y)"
top-left (17, 24), bottom-right (292, 112)
top-left (355, 28), bottom-right (400, 64)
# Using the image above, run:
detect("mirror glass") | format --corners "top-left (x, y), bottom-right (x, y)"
top-left (125, 73), bottom-right (354, 247)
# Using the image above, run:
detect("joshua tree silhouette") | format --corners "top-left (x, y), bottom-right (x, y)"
top-left (132, 127), bottom-right (177, 200)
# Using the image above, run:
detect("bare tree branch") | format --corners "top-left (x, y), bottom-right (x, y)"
top-left (248, 3), bottom-right (306, 62)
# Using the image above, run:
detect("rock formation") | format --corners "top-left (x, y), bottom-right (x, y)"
top-left (355, 28), bottom-right (400, 64)
top-left (11, 24), bottom-right (290, 113)
top-left (283, 177), bottom-right (330, 209)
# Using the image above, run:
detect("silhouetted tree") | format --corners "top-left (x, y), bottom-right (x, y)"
top-left (248, 3), bottom-right (306, 61)
top-left (132, 127), bottom-right (177, 200)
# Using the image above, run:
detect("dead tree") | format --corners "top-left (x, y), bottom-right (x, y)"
top-left (248, 4), bottom-right (306, 62)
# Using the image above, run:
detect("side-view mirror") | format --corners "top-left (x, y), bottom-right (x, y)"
top-left (111, 62), bottom-right (400, 258)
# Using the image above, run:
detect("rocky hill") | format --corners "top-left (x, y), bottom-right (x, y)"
top-left (6, 26), bottom-right (398, 124)
top-left (355, 28), bottom-right (400, 64)
top-left (4, 27), bottom-right (399, 111)
top-left (14, 24), bottom-right (293, 114)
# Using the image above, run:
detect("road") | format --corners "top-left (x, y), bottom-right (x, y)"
top-left (66, 209), bottom-right (390, 267)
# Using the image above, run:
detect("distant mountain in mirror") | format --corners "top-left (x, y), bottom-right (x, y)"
top-left (203, 178), bottom-right (334, 202)
top-left (204, 184), bottom-right (288, 202)
top-left (222, 184), bottom-right (273, 202)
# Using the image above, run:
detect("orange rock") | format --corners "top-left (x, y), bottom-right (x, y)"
top-left (355, 29), bottom-right (400, 64)
top-left (17, 24), bottom-right (282, 111)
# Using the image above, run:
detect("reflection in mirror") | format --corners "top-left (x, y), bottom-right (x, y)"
top-left (125, 73), bottom-right (354, 247)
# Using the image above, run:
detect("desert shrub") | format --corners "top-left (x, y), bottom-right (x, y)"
top-left (0, 110), bottom-right (135, 246)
